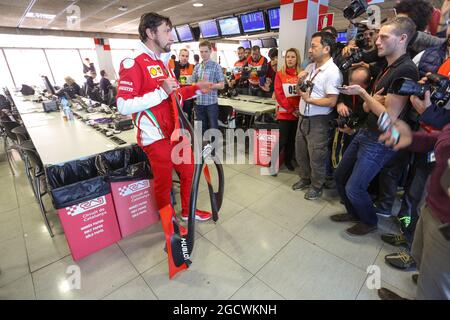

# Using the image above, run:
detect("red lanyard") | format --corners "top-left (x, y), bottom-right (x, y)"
top-left (372, 65), bottom-right (391, 94)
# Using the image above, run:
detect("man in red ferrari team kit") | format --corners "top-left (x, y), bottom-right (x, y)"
top-left (116, 12), bottom-right (212, 222)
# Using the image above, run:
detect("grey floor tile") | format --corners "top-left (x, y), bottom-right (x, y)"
top-left (248, 184), bottom-right (325, 234)
top-left (223, 174), bottom-right (273, 208)
top-left (0, 175), bottom-right (18, 214)
top-left (257, 236), bottom-right (367, 300)
top-left (0, 236), bottom-right (30, 287)
top-left (298, 204), bottom-right (384, 270)
top-left (0, 209), bottom-right (23, 243)
top-left (117, 222), bottom-right (168, 274)
top-left (230, 276), bottom-right (284, 300)
top-left (33, 244), bottom-right (138, 300)
top-left (241, 165), bottom-right (297, 187)
top-left (193, 191), bottom-right (245, 236)
top-left (204, 209), bottom-right (294, 273)
top-left (0, 274), bottom-right (35, 300)
top-left (102, 276), bottom-right (157, 300)
top-left (142, 237), bottom-right (252, 300)
top-left (19, 202), bottom-right (63, 236)
top-left (24, 229), bottom-right (70, 273)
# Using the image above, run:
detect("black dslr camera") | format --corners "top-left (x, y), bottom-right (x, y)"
top-left (340, 48), bottom-right (364, 71)
top-left (298, 80), bottom-right (314, 93)
top-left (330, 112), bottom-right (362, 129)
top-left (343, 0), bottom-right (368, 20)
top-left (390, 74), bottom-right (450, 108)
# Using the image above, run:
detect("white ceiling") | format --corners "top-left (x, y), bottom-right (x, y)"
top-left (0, 0), bottom-right (441, 39)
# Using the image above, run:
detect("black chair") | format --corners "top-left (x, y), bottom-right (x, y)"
top-left (19, 141), bottom-right (53, 237)
top-left (218, 105), bottom-right (236, 132)
top-left (0, 119), bottom-right (21, 175)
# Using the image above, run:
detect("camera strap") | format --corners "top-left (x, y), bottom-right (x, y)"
top-left (304, 69), bottom-right (321, 116)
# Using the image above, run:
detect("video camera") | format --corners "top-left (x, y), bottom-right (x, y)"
top-left (330, 112), bottom-right (362, 129)
top-left (390, 74), bottom-right (450, 108)
top-left (343, 0), bottom-right (368, 21)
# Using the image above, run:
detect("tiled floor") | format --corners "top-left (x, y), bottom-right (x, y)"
top-left (0, 146), bottom-right (418, 300)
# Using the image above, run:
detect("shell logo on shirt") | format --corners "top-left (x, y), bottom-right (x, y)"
top-left (148, 65), bottom-right (164, 78)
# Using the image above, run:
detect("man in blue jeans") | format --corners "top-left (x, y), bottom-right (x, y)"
top-left (330, 17), bottom-right (419, 236)
top-left (191, 40), bottom-right (224, 137)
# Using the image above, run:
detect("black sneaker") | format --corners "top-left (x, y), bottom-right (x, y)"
top-left (346, 222), bottom-right (377, 236)
top-left (385, 251), bottom-right (416, 270)
top-left (381, 233), bottom-right (408, 247)
top-left (292, 179), bottom-right (311, 191)
top-left (304, 187), bottom-right (322, 200)
top-left (330, 213), bottom-right (360, 223)
top-left (378, 288), bottom-right (408, 300)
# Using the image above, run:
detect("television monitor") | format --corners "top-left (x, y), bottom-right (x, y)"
top-left (337, 31), bottom-right (348, 43)
top-left (171, 28), bottom-right (179, 43)
top-left (176, 24), bottom-right (194, 42)
top-left (239, 40), bottom-right (251, 49)
top-left (42, 75), bottom-right (55, 95)
top-left (218, 17), bottom-right (241, 36)
top-left (199, 19), bottom-right (220, 38)
top-left (240, 11), bottom-right (267, 33)
top-left (262, 38), bottom-right (277, 48)
top-left (250, 39), bottom-right (263, 48)
top-left (267, 7), bottom-right (280, 30)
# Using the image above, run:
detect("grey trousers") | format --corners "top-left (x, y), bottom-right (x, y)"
top-left (411, 205), bottom-right (450, 300)
top-left (295, 114), bottom-right (333, 190)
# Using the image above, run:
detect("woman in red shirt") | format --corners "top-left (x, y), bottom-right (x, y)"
top-left (274, 48), bottom-right (302, 171)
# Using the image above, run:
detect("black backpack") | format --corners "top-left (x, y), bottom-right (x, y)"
top-left (21, 84), bottom-right (35, 96)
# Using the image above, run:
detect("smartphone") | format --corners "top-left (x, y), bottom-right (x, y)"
top-left (336, 85), bottom-right (346, 90)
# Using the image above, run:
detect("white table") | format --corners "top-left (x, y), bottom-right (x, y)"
top-left (13, 93), bottom-right (136, 167)
top-left (218, 97), bottom-right (276, 115)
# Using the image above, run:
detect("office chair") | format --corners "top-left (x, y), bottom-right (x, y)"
top-left (0, 119), bottom-right (21, 176)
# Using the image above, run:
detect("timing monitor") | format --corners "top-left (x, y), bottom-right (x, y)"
top-left (239, 40), bottom-right (251, 49)
top-left (218, 16), bottom-right (242, 37)
top-left (171, 28), bottom-right (179, 43)
top-left (175, 24), bottom-right (194, 42)
top-left (42, 75), bottom-right (55, 95)
top-left (240, 11), bottom-right (267, 33)
top-left (199, 19), bottom-right (220, 38)
top-left (267, 7), bottom-right (280, 30)
top-left (262, 38), bottom-right (277, 48)
top-left (250, 39), bottom-right (263, 48)
top-left (337, 31), bottom-right (348, 43)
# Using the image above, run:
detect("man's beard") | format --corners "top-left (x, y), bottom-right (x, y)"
top-left (155, 38), bottom-right (171, 53)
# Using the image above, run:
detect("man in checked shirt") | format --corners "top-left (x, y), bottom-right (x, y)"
top-left (191, 40), bottom-right (225, 137)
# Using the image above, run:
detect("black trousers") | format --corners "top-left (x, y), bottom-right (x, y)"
top-left (278, 119), bottom-right (298, 166)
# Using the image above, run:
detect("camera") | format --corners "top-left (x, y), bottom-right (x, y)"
top-left (390, 74), bottom-right (450, 107)
top-left (340, 49), bottom-right (364, 71)
top-left (298, 80), bottom-right (314, 93)
top-left (343, 0), bottom-right (368, 20)
top-left (330, 112), bottom-right (361, 129)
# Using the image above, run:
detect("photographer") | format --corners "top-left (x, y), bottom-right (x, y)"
top-left (381, 28), bottom-right (450, 267)
top-left (377, 120), bottom-right (450, 300)
top-left (330, 17), bottom-right (419, 236)
top-left (230, 46), bottom-right (248, 95)
top-left (331, 66), bottom-right (370, 168)
top-left (241, 46), bottom-right (269, 97)
top-left (291, 31), bottom-right (343, 200)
